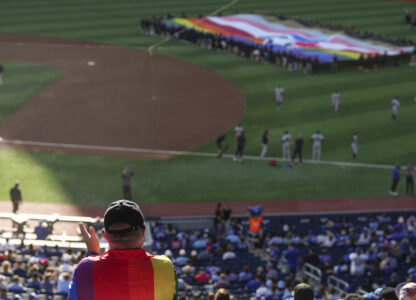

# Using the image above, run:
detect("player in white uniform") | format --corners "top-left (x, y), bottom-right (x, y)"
top-left (281, 131), bottom-right (292, 160)
top-left (351, 132), bottom-right (358, 161)
top-left (234, 124), bottom-right (244, 139)
top-left (331, 91), bottom-right (340, 113)
top-left (275, 84), bottom-right (284, 109)
top-left (391, 97), bottom-right (400, 120)
top-left (311, 130), bottom-right (324, 160)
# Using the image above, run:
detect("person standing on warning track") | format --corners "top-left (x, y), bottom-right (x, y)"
top-left (260, 129), bottom-right (269, 159)
top-left (351, 132), bottom-right (359, 161)
top-left (406, 163), bottom-right (415, 196)
top-left (233, 131), bottom-right (246, 163)
top-left (216, 134), bottom-right (229, 158)
top-left (10, 182), bottom-right (22, 214)
top-left (311, 130), bottom-right (324, 160)
top-left (391, 97), bottom-right (400, 120)
top-left (121, 167), bottom-right (134, 200)
top-left (0, 64), bottom-right (4, 86)
top-left (234, 123), bottom-right (244, 140)
top-left (331, 90), bottom-right (340, 113)
top-left (281, 131), bottom-right (292, 160)
top-left (292, 133), bottom-right (304, 164)
top-left (275, 84), bottom-right (284, 109)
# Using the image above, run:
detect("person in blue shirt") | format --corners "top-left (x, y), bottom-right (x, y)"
top-left (7, 275), bottom-right (26, 294)
top-left (283, 243), bottom-right (300, 278)
top-left (390, 164), bottom-right (401, 196)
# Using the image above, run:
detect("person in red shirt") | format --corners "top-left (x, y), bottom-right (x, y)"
top-left (194, 268), bottom-right (210, 283)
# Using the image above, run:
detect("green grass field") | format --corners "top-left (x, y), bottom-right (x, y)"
top-left (0, 0), bottom-right (415, 205)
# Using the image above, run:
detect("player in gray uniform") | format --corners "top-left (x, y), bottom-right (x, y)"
top-left (351, 132), bottom-right (358, 161)
top-left (311, 130), bottom-right (324, 160)
top-left (391, 97), bottom-right (400, 120)
top-left (275, 84), bottom-right (284, 109)
top-left (281, 131), bottom-right (292, 160)
top-left (331, 91), bottom-right (340, 113)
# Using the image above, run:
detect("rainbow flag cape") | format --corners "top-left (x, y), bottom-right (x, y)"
top-left (68, 249), bottom-right (177, 300)
top-left (165, 14), bottom-right (414, 62)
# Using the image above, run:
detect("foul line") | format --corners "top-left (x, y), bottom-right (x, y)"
top-left (0, 138), bottom-right (394, 170)
top-left (148, 0), bottom-right (240, 54)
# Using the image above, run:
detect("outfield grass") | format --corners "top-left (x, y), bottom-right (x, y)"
top-left (0, 0), bottom-right (415, 205)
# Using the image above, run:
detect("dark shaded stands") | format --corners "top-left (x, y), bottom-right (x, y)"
top-left (148, 211), bottom-right (416, 299)
top-left (141, 14), bottom-right (415, 73)
top-left (1, 211), bottom-right (416, 300)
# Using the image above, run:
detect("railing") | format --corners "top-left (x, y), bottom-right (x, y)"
top-left (327, 275), bottom-right (350, 294)
top-left (303, 263), bottom-right (322, 285)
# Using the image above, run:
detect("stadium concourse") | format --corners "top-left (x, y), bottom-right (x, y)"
top-left (1, 198), bottom-right (416, 299)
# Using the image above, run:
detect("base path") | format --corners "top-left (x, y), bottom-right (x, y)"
top-left (0, 33), bottom-right (245, 157)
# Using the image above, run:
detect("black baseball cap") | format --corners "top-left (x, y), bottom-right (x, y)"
top-left (378, 287), bottom-right (397, 300)
top-left (104, 200), bottom-right (145, 234)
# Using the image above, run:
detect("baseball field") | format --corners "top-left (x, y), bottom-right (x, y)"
top-left (0, 0), bottom-right (415, 209)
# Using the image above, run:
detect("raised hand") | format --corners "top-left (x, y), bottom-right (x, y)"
top-left (78, 223), bottom-right (100, 254)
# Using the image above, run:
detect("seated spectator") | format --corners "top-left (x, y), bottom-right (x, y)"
top-left (27, 273), bottom-right (42, 290)
top-left (266, 264), bottom-right (278, 281)
top-left (1, 261), bottom-right (12, 276)
top-left (246, 275), bottom-right (264, 293)
top-left (197, 247), bottom-right (213, 261)
top-left (194, 268), bottom-right (210, 284)
top-left (56, 272), bottom-right (71, 295)
top-left (256, 283), bottom-right (272, 299)
top-left (28, 293), bottom-right (39, 300)
top-left (12, 261), bottom-right (25, 278)
top-left (58, 258), bottom-right (73, 274)
top-left (293, 283), bottom-right (314, 300)
top-left (0, 287), bottom-right (10, 300)
top-left (225, 230), bottom-right (239, 244)
top-left (224, 269), bottom-right (237, 283)
top-left (173, 249), bottom-right (189, 266)
top-left (214, 274), bottom-right (231, 289)
top-left (211, 269), bottom-right (222, 284)
top-left (0, 276), bottom-right (6, 290)
top-left (238, 265), bottom-right (253, 282)
top-left (237, 237), bottom-right (249, 250)
top-left (42, 274), bottom-right (55, 295)
top-left (193, 234), bottom-right (207, 249)
top-left (7, 275), bottom-right (25, 294)
top-left (34, 221), bottom-right (49, 240)
top-left (222, 246), bottom-right (236, 260)
top-left (214, 288), bottom-right (230, 300)
top-left (171, 237), bottom-right (182, 249)
top-left (206, 259), bottom-right (220, 276)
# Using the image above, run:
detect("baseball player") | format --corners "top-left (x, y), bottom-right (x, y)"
top-left (281, 131), bottom-right (292, 160)
top-left (391, 97), bottom-right (400, 120)
top-left (260, 129), bottom-right (269, 159)
top-left (275, 84), bottom-right (284, 109)
top-left (311, 130), bottom-right (324, 160)
top-left (351, 132), bottom-right (358, 161)
top-left (331, 91), bottom-right (340, 113)
top-left (234, 123), bottom-right (244, 140)
top-left (0, 64), bottom-right (4, 86)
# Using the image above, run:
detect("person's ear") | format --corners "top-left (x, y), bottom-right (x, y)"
top-left (140, 227), bottom-right (146, 248)
top-left (102, 229), bottom-right (109, 242)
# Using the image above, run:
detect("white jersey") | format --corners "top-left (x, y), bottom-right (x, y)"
top-left (332, 93), bottom-right (340, 105)
top-left (234, 126), bottom-right (244, 137)
top-left (311, 133), bottom-right (324, 146)
top-left (391, 98), bottom-right (400, 114)
top-left (281, 133), bottom-right (292, 145)
top-left (391, 98), bottom-right (400, 108)
top-left (275, 87), bottom-right (284, 102)
top-left (351, 134), bottom-right (358, 146)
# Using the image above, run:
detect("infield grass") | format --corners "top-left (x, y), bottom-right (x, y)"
top-left (0, 0), bottom-right (415, 205)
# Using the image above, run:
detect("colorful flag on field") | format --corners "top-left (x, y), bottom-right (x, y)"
top-left (165, 14), bottom-right (414, 62)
